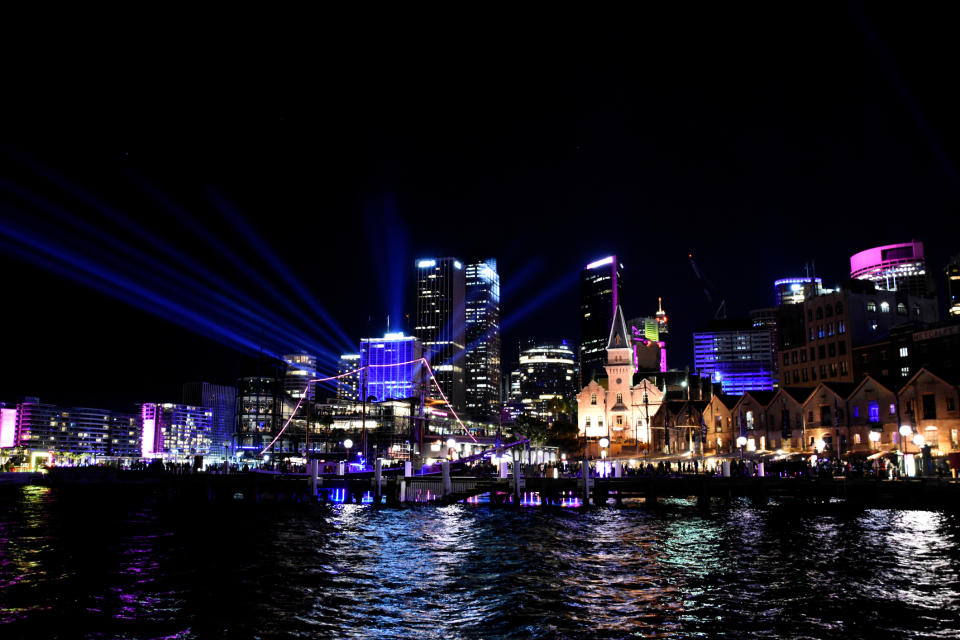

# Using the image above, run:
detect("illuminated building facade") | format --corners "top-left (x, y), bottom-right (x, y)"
top-left (0, 404), bottom-right (17, 448)
top-left (693, 320), bottom-right (776, 395)
top-left (12, 399), bottom-right (139, 459)
top-left (140, 402), bottom-right (213, 461)
top-left (778, 287), bottom-right (939, 387)
top-left (414, 257), bottom-right (466, 411)
top-left (182, 382), bottom-right (237, 462)
top-left (580, 255), bottom-right (623, 384)
top-left (359, 333), bottom-right (425, 402)
top-left (235, 377), bottom-right (283, 454)
top-left (947, 255), bottom-right (960, 317)
top-left (282, 353), bottom-right (317, 402)
top-left (337, 354), bottom-right (360, 401)
top-left (515, 340), bottom-right (578, 421)
top-left (850, 240), bottom-right (933, 298)
top-left (775, 277), bottom-right (824, 305)
top-left (628, 315), bottom-right (666, 373)
top-left (464, 259), bottom-right (501, 421)
top-left (577, 307), bottom-right (664, 457)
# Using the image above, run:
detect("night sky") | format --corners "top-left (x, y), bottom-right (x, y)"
top-left (2, 6), bottom-right (959, 409)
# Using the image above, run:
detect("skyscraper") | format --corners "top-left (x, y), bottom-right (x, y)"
top-left (282, 353), bottom-right (317, 402)
top-left (515, 340), bottom-right (578, 422)
top-left (414, 257), bottom-right (466, 410)
top-left (336, 354), bottom-right (361, 401)
top-left (359, 333), bottom-right (425, 402)
top-left (579, 255), bottom-right (622, 384)
top-left (464, 259), bottom-right (501, 421)
top-left (182, 382), bottom-right (237, 462)
top-left (693, 320), bottom-right (775, 395)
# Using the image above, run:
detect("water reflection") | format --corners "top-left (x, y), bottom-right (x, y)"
top-left (0, 487), bottom-right (958, 638)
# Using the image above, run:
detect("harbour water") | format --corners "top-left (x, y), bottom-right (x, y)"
top-left (1, 485), bottom-right (959, 639)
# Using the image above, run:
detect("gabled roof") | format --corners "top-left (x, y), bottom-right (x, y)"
top-left (847, 374), bottom-right (895, 399)
top-left (803, 381), bottom-right (858, 404)
top-left (898, 367), bottom-right (960, 394)
top-left (710, 393), bottom-right (742, 409)
top-left (743, 390), bottom-right (777, 406)
top-left (779, 387), bottom-right (813, 404)
top-left (606, 305), bottom-right (632, 351)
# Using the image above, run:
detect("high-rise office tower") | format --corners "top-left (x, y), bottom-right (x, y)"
top-left (337, 354), bottom-right (361, 400)
top-left (774, 277), bottom-right (824, 306)
top-left (282, 353), bottom-right (317, 402)
top-left (183, 382), bottom-right (237, 462)
top-left (693, 320), bottom-right (776, 395)
top-left (464, 259), bottom-right (501, 420)
top-left (850, 240), bottom-right (934, 298)
top-left (359, 333), bottom-right (425, 402)
top-left (579, 255), bottom-right (622, 384)
top-left (947, 255), bottom-right (960, 317)
top-left (516, 340), bottom-right (578, 422)
top-left (414, 257), bottom-right (466, 411)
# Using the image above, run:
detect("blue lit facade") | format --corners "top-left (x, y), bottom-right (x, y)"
top-left (465, 259), bottom-right (501, 421)
top-left (359, 334), bottom-right (425, 402)
top-left (693, 327), bottom-right (775, 395)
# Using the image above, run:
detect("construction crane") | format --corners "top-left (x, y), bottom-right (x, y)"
top-left (688, 252), bottom-right (727, 320)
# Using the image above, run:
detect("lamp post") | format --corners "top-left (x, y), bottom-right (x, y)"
top-left (899, 424), bottom-right (912, 478)
top-left (736, 435), bottom-right (747, 462)
top-left (446, 437), bottom-right (457, 460)
top-left (599, 437), bottom-right (609, 475)
top-left (868, 429), bottom-right (881, 452)
top-left (343, 438), bottom-right (353, 466)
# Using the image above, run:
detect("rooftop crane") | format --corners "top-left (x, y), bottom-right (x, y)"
top-left (688, 252), bottom-right (727, 320)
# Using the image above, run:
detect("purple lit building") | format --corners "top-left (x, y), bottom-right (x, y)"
top-left (359, 333), bottom-right (425, 402)
top-left (693, 320), bottom-right (776, 395)
top-left (850, 240), bottom-right (933, 298)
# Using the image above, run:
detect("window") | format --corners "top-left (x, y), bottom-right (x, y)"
top-left (591, 393), bottom-right (597, 405)
top-left (829, 363), bottom-right (838, 377)
top-left (811, 367), bottom-right (817, 381)
top-left (838, 321), bottom-right (845, 334)
top-left (746, 411), bottom-right (754, 429)
top-left (854, 433), bottom-right (861, 445)
top-left (948, 397), bottom-right (957, 412)
top-left (899, 347), bottom-right (909, 358)
top-left (820, 405), bottom-right (832, 425)
top-left (853, 405), bottom-right (860, 418)
top-left (816, 308), bottom-right (823, 320)
top-left (598, 418), bottom-right (603, 427)
top-left (793, 371), bottom-right (800, 384)
top-left (616, 415), bottom-right (624, 426)
top-left (818, 325), bottom-right (825, 339)
top-left (820, 365), bottom-right (828, 379)
top-left (801, 350), bottom-right (808, 362)
top-left (828, 343), bottom-right (836, 357)
top-left (838, 342), bottom-right (846, 356)
top-left (792, 351), bottom-right (799, 364)
top-left (801, 369), bottom-right (808, 382)
top-left (827, 323), bottom-right (835, 337)
top-left (913, 306), bottom-right (921, 317)
top-left (901, 366), bottom-right (910, 377)
top-left (897, 303), bottom-right (907, 315)
top-left (835, 302), bottom-right (843, 314)
top-left (616, 392), bottom-right (623, 404)
top-left (784, 354), bottom-right (790, 366)
top-left (922, 394), bottom-right (937, 420)
top-left (868, 402), bottom-right (879, 423)
top-left (715, 415), bottom-right (723, 432)
top-left (810, 347), bottom-right (816, 361)
top-left (809, 328), bottom-right (815, 341)
top-left (880, 301), bottom-right (890, 313)
top-left (890, 403), bottom-right (896, 415)
top-left (585, 417), bottom-right (591, 428)
top-left (808, 410), bottom-right (815, 423)
top-left (818, 345), bottom-right (826, 359)
top-left (840, 361), bottom-right (849, 375)
top-left (867, 301), bottom-right (877, 312)
top-left (825, 305), bottom-right (833, 318)
top-left (807, 309), bottom-right (814, 322)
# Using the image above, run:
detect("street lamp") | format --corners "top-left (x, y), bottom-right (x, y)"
top-left (446, 437), bottom-right (457, 460)
top-left (343, 438), bottom-right (353, 464)
top-left (736, 435), bottom-right (747, 462)
top-left (868, 430), bottom-right (881, 451)
top-left (815, 438), bottom-right (826, 454)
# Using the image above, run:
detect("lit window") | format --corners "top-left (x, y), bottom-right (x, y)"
top-left (901, 366), bottom-right (910, 377)
top-left (867, 301), bottom-right (877, 313)
top-left (899, 347), bottom-right (909, 358)
top-left (880, 301), bottom-right (890, 313)
top-left (591, 394), bottom-right (597, 406)
top-left (616, 393), bottom-right (623, 404)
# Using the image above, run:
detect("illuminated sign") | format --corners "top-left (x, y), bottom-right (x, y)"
top-left (417, 259), bottom-right (436, 268)
top-left (586, 256), bottom-right (614, 270)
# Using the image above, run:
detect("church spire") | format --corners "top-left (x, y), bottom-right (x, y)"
top-left (606, 305), bottom-right (631, 351)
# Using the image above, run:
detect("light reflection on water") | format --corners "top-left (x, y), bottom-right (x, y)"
top-left (0, 487), bottom-right (959, 639)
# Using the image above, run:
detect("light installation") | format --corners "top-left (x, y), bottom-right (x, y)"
top-left (259, 357), bottom-right (477, 456)
top-left (141, 403), bottom-right (157, 458)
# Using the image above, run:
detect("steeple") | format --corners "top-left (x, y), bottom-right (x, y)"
top-left (606, 305), bottom-right (631, 351)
